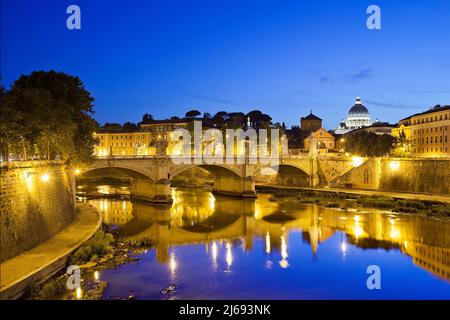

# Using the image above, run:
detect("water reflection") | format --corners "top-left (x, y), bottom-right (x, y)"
top-left (87, 188), bottom-right (450, 299)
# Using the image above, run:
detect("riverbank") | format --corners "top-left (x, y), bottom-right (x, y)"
top-left (257, 184), bottom-right (450, 219)
top-left (0, 203), bottom-right (101, 300)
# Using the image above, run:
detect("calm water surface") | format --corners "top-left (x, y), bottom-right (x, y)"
top-left (86, 188), bottom-right (450, 299)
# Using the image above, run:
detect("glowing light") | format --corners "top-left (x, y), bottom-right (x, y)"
top-left (352, 156), bottom-right (363, 167)
top-left (265, 232), bottom-right (271, 254)
top-left (281, 236), bottom-right (288, 259)
top-left (169, 252), bottom-right (177, 274)
top-left (389, 161), bottom-right (400, 171)
top-left (341, 241), bottom-right (347, 254)
top-left (353, 215), bottom-right (361, 222)
top-left (211, 242), bottom-right (218, 261)
top-left (209, 195), bottom-right (215, 210)
top-left (226, 243), bottom-right (233, 267)
top-left (75, 168), bottom-right (80, 175)
top-left (404, 241), bottom-right (408, 249)
top-left (390, 225), bottom-right (400, 239)
top-left (41, 174), bottom-right (50, 182)
top-left (94, 271), bottom-right (100, 281)
top-left (76, 288), bottom-right (83, 300)
top-left (354, 224), bottom-right (363, 239)
top-left (279, 235), bottom-right (289, 268)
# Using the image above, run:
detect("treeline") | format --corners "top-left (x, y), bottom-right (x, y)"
top-left (100, 110), bottom-right (283, 133)
top-left (0, 71), bottom-right (98, 165)
top-left (344, 131), bottom-right (396, 157)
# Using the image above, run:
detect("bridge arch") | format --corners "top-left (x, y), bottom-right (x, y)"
top-left (253, 163), bottom-right (310, 177)
top-left (169, 164), bottom-right (243, 180)
top-left (80, 166), bottom-right (154, 181)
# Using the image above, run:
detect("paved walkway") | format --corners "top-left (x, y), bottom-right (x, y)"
top-left (256, 184), bottom-right (450, 204)
top-left (0, 203), bottom-right (101, 299)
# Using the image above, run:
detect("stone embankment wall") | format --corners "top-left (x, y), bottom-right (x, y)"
top-left (0, 161), bottom-right (76, 262)
top-left (332, 158), bottom-right (450, 195)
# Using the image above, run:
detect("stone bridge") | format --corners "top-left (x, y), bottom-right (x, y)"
top-left (80, 155), bottom-right (357, 203)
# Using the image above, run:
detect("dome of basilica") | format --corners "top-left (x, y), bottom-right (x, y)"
top-left (348, 97), bottom-right (369, 115)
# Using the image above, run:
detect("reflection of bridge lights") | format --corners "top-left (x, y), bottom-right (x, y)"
top-left (209, 195), bottom-right (215, 211)
top-left (226, 243), bottom-right (233, 267)
top-left (76, 288), bottom-right (83, 300)
top-left (94, 271), bottom-right (100, 281)
top-left (171, 189), bottom-right (181, 204)
top-left (354, 223), bottom-right (363, 240)
top-left (211, 242), bottom-right (218, 260)
top-left (170, 252), bottom-right (177, 275)
top-left (341, 241), bottom-right (347, 254)
top-left (279, 235), bottom-right (289, 268)
top-left (390, 226), bottom-right (400, 240)
top-left (281, 235), bottom-right (288, 260)
top-left (211, 242), bottom-right (218, 270)
top-left (265, 232), bottom-right (271, 254)
top-left (279, 259), bottom-right (289, 269)
top-left (353, 215), bottom-right (360, 222)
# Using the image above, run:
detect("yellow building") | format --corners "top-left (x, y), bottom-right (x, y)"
top-left (94, 130), bottom-right (155, 156)
top-left (303, 128), bottom-right (335, 153)
top-left (392, 105), bottom-right (450, 157)
top-left (94, 119), bottom-right (191, 156)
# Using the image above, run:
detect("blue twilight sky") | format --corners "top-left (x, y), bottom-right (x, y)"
top-left (1, 0), bottom-right (450, 129)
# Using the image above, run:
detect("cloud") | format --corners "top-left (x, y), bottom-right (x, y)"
top-left (346, 68), bottom-right (374, 81)
top-left (316, 67), bottom-right (374, 83)
top-left (365, 99), bottom-right (423, 110)
top-left (186, 94), bottom-right (237, 106)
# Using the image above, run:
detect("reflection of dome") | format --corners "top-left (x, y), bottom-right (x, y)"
top-left (349, 97), bottom-right (369, 115)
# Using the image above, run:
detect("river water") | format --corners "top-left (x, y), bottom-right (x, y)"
top-left (84, 187), bottom-right (450, 299)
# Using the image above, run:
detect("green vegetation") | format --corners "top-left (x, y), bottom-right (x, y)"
top-left (356, 196), bottom-right (450, 217)
top-left (71, 231), bottom-right (114, 265)
top-left (126, 237), bottom-right (153, 248)
top-left (0, 71), bottom-right (98, 165)
top-left (27, 276), bottom-right (67, 300)
top-left (262, 187), bottom-right (450, 218)
top-left (344, 131), bottom-right (396, 156)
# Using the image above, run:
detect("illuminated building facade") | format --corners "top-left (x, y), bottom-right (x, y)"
top-left (94, 130), bottom-right (154, 156)
top-left (303, 128), bottom-right (335, 153)
top-left (94, 119), bottom-right (190, 156)
top-left (334, 97), bottom-right (373, 134)
top-left (392, 105), bottom-right (450, 157)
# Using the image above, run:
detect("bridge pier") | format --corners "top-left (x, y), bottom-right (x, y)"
top-left (131, 178), bottom-right (172, 204)
top-left (212, 176), bottom-right (256, 198)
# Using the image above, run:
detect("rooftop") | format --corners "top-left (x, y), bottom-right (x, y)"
top-left (301, 112), bottom-right (322, 121)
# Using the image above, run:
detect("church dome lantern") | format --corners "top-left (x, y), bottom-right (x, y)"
top-left (334, 96), bottom-right (372, 134)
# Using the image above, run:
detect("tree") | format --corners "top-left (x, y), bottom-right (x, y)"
top-left (185, 109), bottom-right (201, 118)
top-left (123, 122), bottom-right (138, 132)
top-left (5, 70), bottom-right (98, 165)
top-left (345, 131), bottom-right (395, 157)
top-left (142, 113), bottom-right (153, 123)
